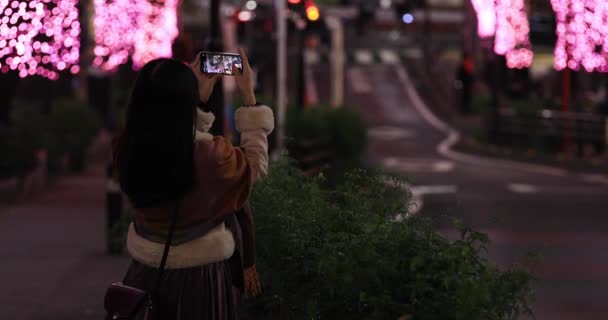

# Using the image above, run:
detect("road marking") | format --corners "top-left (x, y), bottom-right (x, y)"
top-left (354, 49), bottom-right (374, 65)
top-left (384, 176), bottom-right (457, 217)
top-left (347, 67), bottom-right (372, 94)
top-left (378, 49), bottom-right (400, 64)
top-left (507, 183), bottom-right (539, 194)
top-left (368, 126), bottom-right (416, 140)
top-left (581, 174), bottom-right (608, 185)
top-left (402, 48), bottom-right (423, 59)
top-left (383, 157), bottom-right (455, 173)
top-left (409, 184), bottom-right (458, 215)
top-left (394, 64), bottom-right (569, 178)
top-left (305, 65), bottom-right (319, 105)
top-left (411, 185), bottom-right (459, 195)
top-left (304, 49), bottom-right (320, 65)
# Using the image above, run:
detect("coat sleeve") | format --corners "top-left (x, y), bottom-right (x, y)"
top-left (203, 136), bottom-right (254, 215)
top-left (234, 105), bottom-right (274, 181)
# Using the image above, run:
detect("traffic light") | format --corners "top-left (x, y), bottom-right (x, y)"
top-left (305, 0), bottom-right (320, 21)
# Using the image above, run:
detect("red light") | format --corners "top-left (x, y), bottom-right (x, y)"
top-left (288, 0), bottom-right (301, 4)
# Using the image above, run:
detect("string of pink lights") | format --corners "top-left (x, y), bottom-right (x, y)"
top-left (0, 0), bottom-right (81, 80)
top-left (471, 0), bottom-right (534, 69)
top-left (551, 0), bottom-right (608, 72)
top-left (93, 0), bottom-right (178, 72)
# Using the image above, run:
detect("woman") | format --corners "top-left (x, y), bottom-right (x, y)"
top-left (114, 49), bottom-right (273, 319)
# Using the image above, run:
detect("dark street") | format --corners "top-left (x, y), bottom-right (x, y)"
top-left (2, 0), bottom-right (608, 319)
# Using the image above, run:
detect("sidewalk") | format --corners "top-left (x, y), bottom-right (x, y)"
top-left (0, 163), bottom-right (130, 320)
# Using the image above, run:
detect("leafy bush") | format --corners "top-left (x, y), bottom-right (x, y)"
top-left (0, 126), bottom-right (38, 179)
top-left (470, 94), bottom-right (493, 115)
top-left (249, 161), bottom-right (533, 320)
top-left (285, 105), bottom-right (367, 180)
top-left (0, 103), bottom-right (47, 179)
top-left (47, 98), bottom-right (102, 172)
top-left (10, 101), bottom-right (50, 151)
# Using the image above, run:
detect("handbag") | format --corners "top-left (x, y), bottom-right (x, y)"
top-left (103, 202), bottom-right (180, 320)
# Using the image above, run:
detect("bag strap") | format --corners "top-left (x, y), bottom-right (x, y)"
top-left (150, 200), bottom-right (180, 297)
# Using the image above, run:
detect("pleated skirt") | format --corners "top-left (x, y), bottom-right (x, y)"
top-left (122, 260), bottom-right (239, 320)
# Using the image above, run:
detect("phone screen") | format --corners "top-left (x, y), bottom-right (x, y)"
top-left (200, 52), bottom-right (243, 76)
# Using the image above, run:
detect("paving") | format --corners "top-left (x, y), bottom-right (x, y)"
top-left (0, 164), bottom-right (130, 320)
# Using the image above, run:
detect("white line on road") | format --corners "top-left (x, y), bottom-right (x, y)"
top-left (304, 49), bottom-right (321, 65)
top-left (409, 184), bottom-right (458, 214)
top-left (402, 48), bottom-right (423, 59)
top-left (354, 49), bottom-right (374, 65)
top-left (507, 183), bottom-right (539, 194)
top-left (305, 65), bottom-right (319, 105)
top-left (347, 67), bottom-right (372, 94)
top-left (378, 49), bottom-right (401, 64)
top-left (368, 126), bottom-right (416, 140)
top-left (411, 185), bottom-right (459, 195)
top-left (581, 174), bottom-right (608, 185)
top-left (383, 157), bottom-right (455, 173)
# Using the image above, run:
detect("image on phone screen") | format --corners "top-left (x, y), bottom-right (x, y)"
top-left (200, 52), bottom-right (243, 75)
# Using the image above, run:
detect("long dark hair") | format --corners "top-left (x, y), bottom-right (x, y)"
top-left (116, 58), bottom-right (198, 208)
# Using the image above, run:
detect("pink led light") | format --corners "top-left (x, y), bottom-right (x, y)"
top-left (471, 0), bottom-right (534, 69)
top-left (551, 0), bottom-right (608, 72)
top-left (471, 0), bottom-right (497, 38)
top-left (0, 0), bottom-right (80, 80)
top-left (494, 0), bottom-right (533, 68)
top-left (93, 0), bottom-right (179, 72)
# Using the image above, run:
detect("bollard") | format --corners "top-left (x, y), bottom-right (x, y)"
top-left (106, 162), bottom-right (123, 255)
top-left (605, 117), bottom-right (608, 149)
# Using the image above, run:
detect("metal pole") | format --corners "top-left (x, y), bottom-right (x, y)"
top-left (297, 28), bottom-right (306, 109)
top-left (275, 0), bottom-right (287, 158)
top-left (206, 0), bottom-right (225, 136)
top-left (327, 16), bottom-right (344, 108)
top-left (562, 68), bottom-right (571, 153)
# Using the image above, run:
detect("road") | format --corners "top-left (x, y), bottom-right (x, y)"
top-left (309, 35), bottom-right (608, 319)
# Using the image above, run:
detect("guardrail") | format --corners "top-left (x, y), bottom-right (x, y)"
top-left (496, 108), bottom-right (608, 154)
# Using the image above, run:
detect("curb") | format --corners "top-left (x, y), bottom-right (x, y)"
top-left (395, 64), bottom-right (571, 178)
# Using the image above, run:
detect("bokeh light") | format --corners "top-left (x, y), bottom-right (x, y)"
top-left (93, 0), bottom-right (179, 72)
top-left (471, 0), bottom-right (497, 38)
top-left (0, 0), bottom-right (80, 80)
top-left (551, 0), bottom-right (608, 72)
top-left (471, 0), bottom-right (533, 69)
top-left (494, 0), bottom-right (533, 69)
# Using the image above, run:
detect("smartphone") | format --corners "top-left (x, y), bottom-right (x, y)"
top-left (199, 51), bottom-right (243, 76)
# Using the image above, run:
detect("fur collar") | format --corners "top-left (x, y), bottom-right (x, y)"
top-left (126, 222), bottom-right (235, 269)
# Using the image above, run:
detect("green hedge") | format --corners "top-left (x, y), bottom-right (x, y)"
top-left (47, 98), bottom-right (102, 172)
top-left (249, 161), bottom-right (533, 320)
top-left (0, 125), bottom-right (38, 179)
top-left (0, 98), bottom-right (102, 177)
top-left (285, 105), bottom-right (368, 181)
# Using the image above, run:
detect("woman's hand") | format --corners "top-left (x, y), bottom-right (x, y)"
top-left (232, 48), bottom-right (256, 106)
top-left (191, 55), bottom-right (221, 104)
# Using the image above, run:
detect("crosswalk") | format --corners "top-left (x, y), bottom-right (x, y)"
top-left (305, 47), bottom-right (424, 66)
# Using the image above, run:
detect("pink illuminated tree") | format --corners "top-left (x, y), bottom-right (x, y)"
top-left (494, 0), bottom-right (534, 69)
top-left (551, 0), bottom-right (608, 72)
top-left (0, 0), bottom-right (81, 80)
top-left (471, 0), bottom-right (534, 69)
top-left (93, 0), bottom-right (179, 72)
top-left (132, 0), bottom-right (179, 69)
top-left (471, 0), bottom-right (497, 38)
